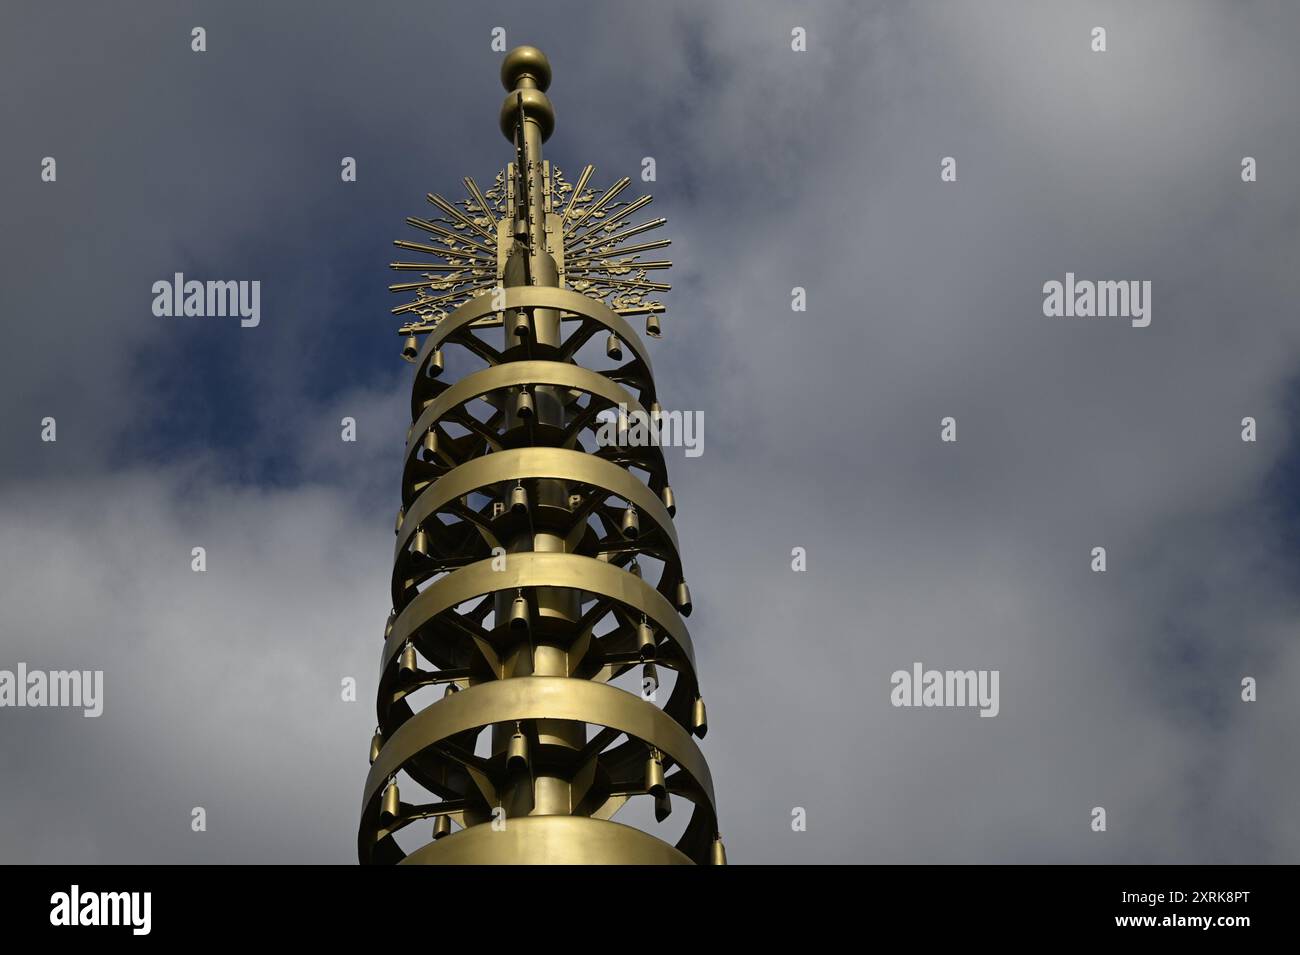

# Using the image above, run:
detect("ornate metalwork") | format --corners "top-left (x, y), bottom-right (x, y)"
top-left (358, 46), bottom-right (722, 865)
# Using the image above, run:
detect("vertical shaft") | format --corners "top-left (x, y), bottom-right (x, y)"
top-left (493, 53), bottom-right (581, 816)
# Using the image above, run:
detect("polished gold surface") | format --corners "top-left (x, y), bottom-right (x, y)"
top-left (359, 46), bottom-right (720, 865)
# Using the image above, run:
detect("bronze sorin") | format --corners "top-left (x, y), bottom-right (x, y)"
top-left (357, 46), bottom-right (722, 864)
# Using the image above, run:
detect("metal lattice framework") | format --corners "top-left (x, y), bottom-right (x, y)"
top-left (357, 46), bottom-right (723, 865)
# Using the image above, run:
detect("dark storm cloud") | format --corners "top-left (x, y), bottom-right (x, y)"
top-left (1, 0), bottom-right (1297, 862)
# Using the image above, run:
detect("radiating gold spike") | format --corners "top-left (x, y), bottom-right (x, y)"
top-left (389, 262), bottom-right (483, 272)
top-left (586, 275), bottom-right (671, 292)
top-left (564, 177), bottom-right (631, 238)
top-left (570, 259), bottom-right (674, 272)
top-left (570, 193), bottom-right (653, 243)
top-left (559, 164), bottom-right (594, 230)
top-left (463, 177), bottom-right (498, 228)
top-left (389, 279), bottom-right (457, 293)
top-left (406, 216), bottom-right (494, 252)
top-left (613, 304), bottom-right (666, 317)
top-left (582, 238), bottom-right (671, 258)
top-left (428, 193), bottom-right (496, 242)
top-left (393, 238), bottom-right (495, 261)
top-left (568, 217), bottom-right (667, 254)
top-left (392, 288), bottom-right (470, 316)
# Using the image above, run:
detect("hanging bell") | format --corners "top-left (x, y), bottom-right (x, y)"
top-left (432, 815), bottom-right (452, 840)
top-left (710, 835), bottom-right (727, 866)
top-left (410, 525), bottom-right (429, 560)
top-left (654, 791), bottom-right (673, 823)
top-left (401, 334), bottom-right (419, 361)
top-left (645, 750), bottom-right (666, 799)
top-left (621, 504), bottom-right (640, 539)
top-left (421, 428), bottom-right (438, 458)
top-left (395, 506), bottom-right (405, 535)
top-left (646, 314), bottom-right (662, 338)
top-left (649, 400), bottom-right (663, 419)
top-left (661, 485), bottom-right (676, 517)
top-left (369, 728), bottom-right (383, 765)
top-left (636, 619), bottom-right (656, 661)
top-left (398, 642), bottom-right (418, 679)
top-left (511, 309), bottom-right (531, 341)
top-left (443, 681), bottom-right (460, 699)
top-left (690, 695), bottom-right (708, 739)
top-left (628, 559), bottom-right (642, 578)
top-left (380, 779), bottom-right (400, 821)
top-left (642, 662), bottom-right (659, 696)
top-left (427, 348), bottom-right (444, 378)
top-left (509, 482), bottom-right (528, 515)
top-left (384, 612), bottom-right (395, 639)
top-left (606, 333), bottom-right (623, 361)
top-left (675, 580), bottom-right (693, 616)
top-left (515, 388), bottom-right (534, 420)
top-left (509, 590), bottom-right (530, 631)
top-left (507, 724), bottom-right (529, 773)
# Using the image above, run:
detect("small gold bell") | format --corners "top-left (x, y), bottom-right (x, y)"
top-left (636, 620), bottom-right (656, 662)
top-left (621, 504), bottom-right (640, 539)
top-left (645, 750), bottom-right (666, 799)
top-left (380, 779), bottom-right (400, 821)
top-left (410, 526), bottom-right (429, 560)
top-left (509, 590), bottom-right (529, 631)
top-left (675, 580), bottom-right (692, 616)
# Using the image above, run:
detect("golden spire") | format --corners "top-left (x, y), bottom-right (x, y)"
top-left (359, 46), bottom-right (720, 864)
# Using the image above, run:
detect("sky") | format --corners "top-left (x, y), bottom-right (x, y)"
top-left (1, 0), bottom-right (1298, 863)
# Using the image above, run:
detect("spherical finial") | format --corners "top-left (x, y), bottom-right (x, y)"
top-left (501, 46), bottom-right (551, 92)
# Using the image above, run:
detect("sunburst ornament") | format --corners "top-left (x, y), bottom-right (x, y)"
top-left (390, 163), bottom-right (670, 341)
